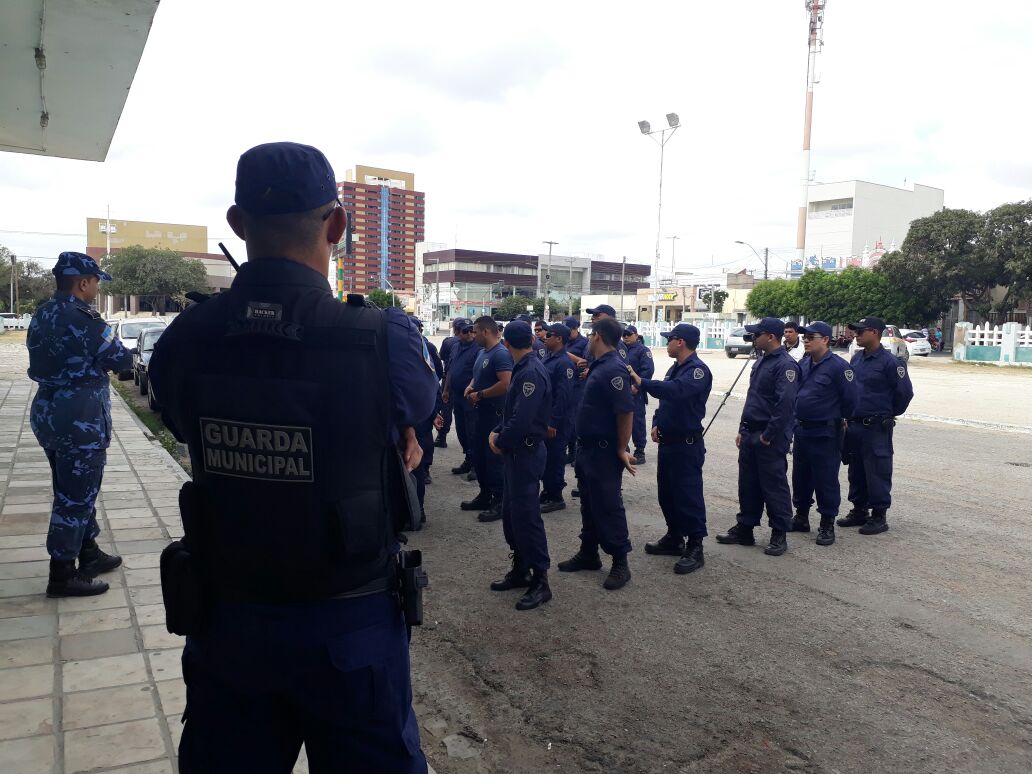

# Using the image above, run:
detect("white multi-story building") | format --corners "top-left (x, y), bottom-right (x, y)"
top-left (795, 180), bottom-right (945, 275)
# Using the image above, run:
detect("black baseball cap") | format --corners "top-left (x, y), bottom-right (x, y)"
top-left (545, 322), bottom-right (571, 342)
top-left (660, 323), bottom-right (701, 348)
top-left (799, 321), bottom-right (833, 338)
top-left (235, 142), bottom-right (338, 215)
top-left (503, 320), bottom-right (533, 348)
top-left (586, 304), bottom-right (616, 317)
top-left (745, 317), bottom-right (786, 338)
top-left (847, 316), bottom-right (886, 332)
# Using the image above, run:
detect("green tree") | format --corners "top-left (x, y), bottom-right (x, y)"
top-left (366, 288), bottom-right (403, 308)
top-left (496, 295), bottom-right (532, 319)
top-left (700, 288), bottom-right (729, 312)
top-left (982, 200), bottom-right (1032, 308)
top-left (0, 246), bottom-right (56, 313)
top-left (102, 245), bottom-right (208, 314)
top-left (872, 253), bottom-right (951, 325)
top-left (745, 279), bottom-right (802, 318)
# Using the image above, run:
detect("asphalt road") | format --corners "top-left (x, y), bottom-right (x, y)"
top-left (409, 376), bottom-right (1032, 773)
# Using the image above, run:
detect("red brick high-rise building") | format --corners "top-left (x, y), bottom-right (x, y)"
top-left (333, 165), bottom-right (425, 296)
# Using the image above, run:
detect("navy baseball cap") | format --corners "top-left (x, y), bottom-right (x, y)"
top-left (454, 317), bottom-right (473, 331)
top-left (847, 316), bottom-right (886, 332)
top-left (545, 322), bottom-right (570, 342)
top-left (503, 320), bottom-right (533, 348)
top-left (235, 142), bottom-right (338, 215)
top-left (660, 323), bottom-right (701, 348)
top-left (622, 325), bottom-right (638, 335)
top-left (52, 252), bottom-right (112, 281)
top-left (563, 315), bottom-right (580, 329)
top-left (745, 317), bottom-right (786, 338)
top-left (800, 321), bottom-right (833, 339)
top-left (586, 304), bottom-right (616, 317)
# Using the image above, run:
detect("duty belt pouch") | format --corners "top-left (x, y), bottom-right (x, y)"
top-left (385, 446), bottom-right (422, 532)
top-left (159, 482), bottom-right (211, 635)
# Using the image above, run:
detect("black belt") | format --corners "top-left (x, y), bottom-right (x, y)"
top-left (741, 421), bottom-right (768, 431)
top-left (217, 572), bottom-right (394, 604)
top-left (577, 437), bottom-right (618, 449)
top-left (508, 437), bottom-right (542, 451)
top-left (796, 419), bottom-right (840, 429)
top-left (658, 431), bottom-right (703, 445)
top-left (849, 415), bottom-right (891, 427)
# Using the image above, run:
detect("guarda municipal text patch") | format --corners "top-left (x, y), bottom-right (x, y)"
top-left (199, 418), bottom-right (314, 482)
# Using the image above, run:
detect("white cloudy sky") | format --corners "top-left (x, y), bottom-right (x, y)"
top-left (2, 0), bottom-right (1030, 278)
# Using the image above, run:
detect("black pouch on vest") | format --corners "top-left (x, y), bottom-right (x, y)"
top-left (385, 446), bottom-right (422, 533)
top-left (159, 482), bottom-right (210, 635)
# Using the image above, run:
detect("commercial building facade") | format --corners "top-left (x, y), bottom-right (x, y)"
top-left (333, 165), bottom-right (425, 296)
top-left (796, 180), bottom-right (945, 275)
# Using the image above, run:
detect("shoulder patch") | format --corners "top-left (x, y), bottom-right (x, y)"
top-left (610, 376), bottom-right (624, 391)
top-left (897, 365), bottom-right (906, 378)
top-left (785, 369), bottom-right (797, 383)
top-left (522, 381), bottom-right (536, 397)
top-left (693, 367), bottom-right (705, 380)
top-left (566, 367), bottom-right (574, 379)
top-left (645, 349), bottom-right (653, 359)
top-left (844, 369), bottom-right (854, 382)
top-left (482, 359), bottom-right (489, 369)
top-left (619, 349), bottom-right (627, 359)
top-left (102, 325), bottom-right (115, 344)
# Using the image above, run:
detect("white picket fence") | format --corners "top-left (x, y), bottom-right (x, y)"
top-left (634, 320), bottom-right (739, 349)
top-left (954, 322), bottom-right (1032, 367)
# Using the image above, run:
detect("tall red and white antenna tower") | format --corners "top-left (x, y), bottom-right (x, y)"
top-left (796, 1), bottom-right (826, 262)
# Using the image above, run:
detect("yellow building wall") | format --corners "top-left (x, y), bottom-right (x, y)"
top-left (86, 219), bottom-right (207, 252)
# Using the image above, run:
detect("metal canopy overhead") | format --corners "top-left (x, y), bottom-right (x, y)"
top-left (0, 0), bottom-right (160, 162)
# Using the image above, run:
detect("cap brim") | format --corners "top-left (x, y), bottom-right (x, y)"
top-left (97, 271), bottom-right (113, 281)
top-left (744, 324), bottom-right (762, 334)
top-left (659, 331), bottom-right (675, 338)
top-left (846, 323), bottom-right (864, 331)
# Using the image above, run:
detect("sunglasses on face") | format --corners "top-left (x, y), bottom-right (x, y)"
top-left (802, 334), bottom-right (827, 341)
top-left (321, 199), bottom-right (344, 221)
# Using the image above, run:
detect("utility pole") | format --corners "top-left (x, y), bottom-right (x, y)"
top-left (567, 256), bottom-right (575, 317)
top-left (638, 114), bottom-right (680, 339)
top-left (667, 235), bottom-right (679, 276)
top-left (619, 255), bottom-right (626, 320)
top-left (9, 254), bottom-right (16, 314)
top-left (542, 241), bottom-right (558, 321)
top-left (797, 1), bottom-right (827, 262)
top-left (764, 247), bottom-right (769, 280)
top-left (434, 257), bottom-right (441, 330)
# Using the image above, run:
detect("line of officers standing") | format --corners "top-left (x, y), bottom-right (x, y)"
top-left (420, 309), bottom-right (913, 612)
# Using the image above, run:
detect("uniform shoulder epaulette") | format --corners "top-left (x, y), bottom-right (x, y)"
top-left (76, 306), bottom-right (102, 320)
top-left (346, 293), bottom-right (367, 307)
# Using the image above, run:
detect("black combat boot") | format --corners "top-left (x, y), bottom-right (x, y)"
top-left (46, 560), bottom-right (109, 598)
top-left (633, 449), bottom-right (646, 465)
top-left (450, 459), bottom-right (471, 475)
top-left (837, 507), bottom-right (869, 527)
top-left (715, 523), bottom-right (755, 546)
top-left (539, 490), bottom-right (549, 503)
top-left (557, 547), bottom-right (603, 572)
top-left (466, 470), bottom-right (478, 482)
top-left (78, 539), bottom-right (122, 576)
top-left (433, 432), bottom-right (448, 449)
top-left (764, 529), bottom-right (788, 556)
top-left (859, 508), bottom-right (889, 535)
top-left (815, 516), bottom-right (835, 546)
top-left (423, 471), bottom-right (432, 486)
top-left (674, 536), bottom-right (705, 574)
top-left (476, 499), bottom-right (503, 523)
top-left (460, 491), bottom-right (492, 511)
top-left (790, 510), bottom-right (811, 532)
top-left (644, 532), bottom-right (685, 556)
top-left (571, 488), bottom-right (580, 498)
top-left (540, 497), bottom-right (567, 514)
top-left (515, 570), bottom-right (552, 610)
top-left (490, 554), bottom-right (532, 591)
top-left (603, 556), bottom-right (631, 590)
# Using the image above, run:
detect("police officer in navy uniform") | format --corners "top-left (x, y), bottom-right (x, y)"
top-left (530, 318), bottom-right (548, 359)
top-left (434, 318), bottom-right (464, 448)
top-left (442, 319), bottom-right (477, 477)
top-left (631, 324), bottom-right (713, 574)
top-left (27, 252), bottom-right (131, 597)
top-left (622, 324), bottom-right (655, 464)
top-left (558, 317), bottom-right (638, 590)
top-left (414, 318), bottom-right (444, 516)
top-left (149, 142), bottom-right (436, 772)
top-left (584, 304), bottom-right (629, 360)
top-left (487, 321), bottom-right (553, 610)
top-left (540, 322), bottom-right (574, 512)
top-left (461, 316), bottom-right (513, 522)
top-left (838, 316), bottom-right (914, 535)
top-left (790, 321), bottom-right (859, 545)
top-left (717, 317), bottom-right (800, 556)
top-left (563, 315), bottom-right (588, 465)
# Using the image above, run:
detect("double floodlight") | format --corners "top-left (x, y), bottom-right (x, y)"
top-left (637, 113), bottom-right (680, 135)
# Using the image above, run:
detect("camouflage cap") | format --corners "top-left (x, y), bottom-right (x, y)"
top-left (52, 252), bottom-right (112, 281)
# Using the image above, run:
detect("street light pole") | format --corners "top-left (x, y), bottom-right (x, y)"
top-left (735, 240), bottom-right (769, 281)
top-left (619, 255), bottom-right (626, 320)
top-left (567, 256), bottom-right (575, 317)
top-left (542, 241), bottom-right (558, 321)
top-left (667, 235), bottom-right (679, 276)
top-left (639, 114), bottom-right (680, 339)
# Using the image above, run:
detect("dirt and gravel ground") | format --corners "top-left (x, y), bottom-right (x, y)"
top-left (409, 348), bottom-right (1032, 774)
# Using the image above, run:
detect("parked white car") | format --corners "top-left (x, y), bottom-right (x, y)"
top-left (0, 312), bottom-right (31, 330)
top-left (899, 329), bottom-right (932, 357)
top-left (112, 318), bottom-right (167, 379)
top-left (724, 328), bottom-right (752, 358)
top-left (848, 325), bottom-right (910, 362)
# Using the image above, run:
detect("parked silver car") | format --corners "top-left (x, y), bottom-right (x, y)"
top-left (725, 328), bottom-right (752, 358)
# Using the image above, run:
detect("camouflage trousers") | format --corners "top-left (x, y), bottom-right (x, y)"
top-left (44, 449), bottom-right (105, 562)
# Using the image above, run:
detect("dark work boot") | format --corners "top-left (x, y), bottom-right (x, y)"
top-left (540, 497), bottom-right (567, 514)
top-left (515, 570), bottom-right (552, 610)
top-left (815, 516), bottom-right (836, 546)
top-left (466, 470), bottom-right (478, 482)
top-left (644, 532), bottom-right (685, 556)
top-left (423, 471), bottom-right (432, 486)
top-left (433, 432), bottom-right (448, 449)
top-left (557, 548), bottom-right (603, 572)
top-left (78, 539), bottom-right (122, 576)
top-left (477, 499), bottom-right (503, 523)
top-left (450, 459), bottom-right (471, 475)
top-left (571, 488), bottom-right (580, 498)
top-left (715, 523), bottom-right (755, 546)
top-left (539, 490), bottom-right (549, 503)
top-left (859, 508), bottom-right (889, 535)
top-left (790, 510), bottom-right (811, 532)
top-left (633, 449), bottom-right (646, 465)
top-left (490, 554), bottom-right (532, 591)
top-left (46, 560), bottom-right (109, 598)
top-left (764, 529), bottom-right (788, 556)
top-left (460, 492), bottom-right (492, 511)
top-left (674, 537), bottom-right (705, 574)
top-left (837, 507), bottom-right (869, 528)
top-left (603, 556), bottom-right (631, 590)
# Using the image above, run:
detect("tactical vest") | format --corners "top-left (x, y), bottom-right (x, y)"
top-left (175, 293), bottom-right (396, 602)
